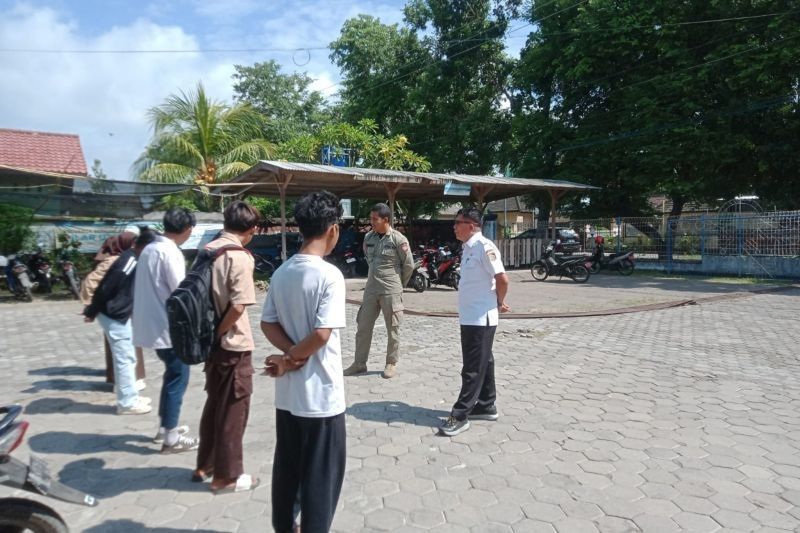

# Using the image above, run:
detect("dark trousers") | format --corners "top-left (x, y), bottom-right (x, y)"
top-left (196, 348), bottom-right (253, 480)
top-left (272, 409), bottom-right (346, 533)
top-left (451, 324), bottom-right (497, 421)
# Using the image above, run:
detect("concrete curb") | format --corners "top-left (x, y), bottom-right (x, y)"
top-left (345, 284), bottom-right (799, 320)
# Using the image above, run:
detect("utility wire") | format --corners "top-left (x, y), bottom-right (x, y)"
top-left (0, 46), bottom-right (330, 54)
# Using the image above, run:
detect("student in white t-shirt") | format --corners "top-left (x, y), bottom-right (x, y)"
top-left (261, 191), bottom-right (347, 533)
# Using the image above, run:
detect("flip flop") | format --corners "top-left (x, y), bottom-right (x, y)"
top-left (211, 474), bottom-right (260, 494)
top-left (191, 470), bottom-right (213, 483)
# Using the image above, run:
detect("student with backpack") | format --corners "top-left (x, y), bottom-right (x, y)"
top-left (191, 201), bottom-right (260, 493)
top-left (133, 207), bottom-right (198, 452)
top-left (261, 191), bottom-right (347, 533)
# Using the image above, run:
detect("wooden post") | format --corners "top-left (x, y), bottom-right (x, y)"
top-left (548, 189), bottom-right (566, 241)
top-left (471, 185), bottom-right (495, 212)
top-left (276, 173), bottom-right (294, 262)
top-left (384, 183), bottom-right (403, 225)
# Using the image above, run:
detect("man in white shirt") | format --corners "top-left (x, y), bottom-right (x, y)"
top-left (440, 206), bottom-right (510, 437)
top-left (261, 191), bottom-right (347, 533)
top-left (132, 207), bottom-right (199, 452)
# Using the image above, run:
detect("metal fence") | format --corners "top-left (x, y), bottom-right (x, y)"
top-left (566, 211), bottom-right (800, 259)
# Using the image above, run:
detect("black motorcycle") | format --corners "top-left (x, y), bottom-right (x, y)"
top-left (26, 251), bottom-right (52, 294)
top-left (328, 242), bottom-right (367, 279)
top-left (588, 245), bottom-right (635, 275)
top-left (530, 242), bottom-right (591, 283)
top-left (0, 405), bottom-right (98, 533)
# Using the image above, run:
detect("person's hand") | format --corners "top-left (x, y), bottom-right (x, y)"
top-left (498, 301), bottom-right (511, 313)
top-left (83, 316), bottom-right (94, 323)
top-left (263, 354), bottom-right (287, 377)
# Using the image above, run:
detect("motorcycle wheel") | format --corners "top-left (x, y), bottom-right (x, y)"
top-left (450, 272), bottom-right (460, 290)
top-left (23, 288), bottom-right (33, 302)
top-left (410, 272), bottom-right (426, 293)
top-left (589, 262), bottom-right (601, 274)
top-left (253, 255), bottom-right (276, 277)
top-left (531, 263), bottom-right (548, 281)
top-left (68, 275), bottom-right (81, 299)
top-left (0, 498), bottom-right (69, 533)
top-left (39, 277), bottom-right (52, 294)
top-left (570, 265), bottom-right (590, 283)
top-left (618, 260), bottom-right (634, 276)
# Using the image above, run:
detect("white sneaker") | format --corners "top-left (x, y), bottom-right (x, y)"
top-left (117, 398), bottom-right (152, 415)
top-left (153, 425), bottom-right (189, 444)
top-left (161, 434), bottom-right (200, 454)
top-left (135, 379), bottom-right (147, 391)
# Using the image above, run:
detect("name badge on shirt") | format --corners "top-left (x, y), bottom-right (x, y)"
top-left (382, 248), bottom-right (394, 256)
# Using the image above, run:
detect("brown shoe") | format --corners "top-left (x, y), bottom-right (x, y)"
top-left (381, 363), bottom-right (397, 379)
top-left (343, 363), bottom-right (367, 376)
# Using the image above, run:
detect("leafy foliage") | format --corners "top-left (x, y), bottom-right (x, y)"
top-left (134, 82), bottom-right (276, 184)
top-left (0, 203), bottom-right (35, 255)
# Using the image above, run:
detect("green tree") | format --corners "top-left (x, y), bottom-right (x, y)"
top-left (510, 0), bottom-right (800, 217)
top-left (330, 1), bottom-right (517, 174)
top-left (89, 159), bottom-right (116, 193)
top-left (232, 61), bottom-right (333, 143)
top-left (0, 203), bottom-right (34, 254)
top-left (134, 82), bottom-right (276, 185)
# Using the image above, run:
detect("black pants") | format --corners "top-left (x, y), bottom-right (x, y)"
top-left (272, 409), bottom-right (346, 533)
top-left (451, 324), bottom-right (497, 421)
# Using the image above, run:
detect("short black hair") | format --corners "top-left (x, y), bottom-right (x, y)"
top-left (163, 207), bottom-right (196, 233)
top-left (224, 201), bottom-right (261, 232)
top-left (134, 226), bottom-right (157, 249)
top-left (371, 203), bottom-right (391, 220)
top-left (456, 206), bottom-right (482, 225)
top-left (294, 191), bottom-right (342, 239)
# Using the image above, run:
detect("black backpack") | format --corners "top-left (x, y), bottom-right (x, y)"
top-left (166, 244), bottom-right (248, 365)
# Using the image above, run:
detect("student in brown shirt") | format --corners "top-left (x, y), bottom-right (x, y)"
top-left (194, 201), bottom-right (261, 493)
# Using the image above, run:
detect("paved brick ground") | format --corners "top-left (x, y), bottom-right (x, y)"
top-left (1, 281), bottom-right (799, 532)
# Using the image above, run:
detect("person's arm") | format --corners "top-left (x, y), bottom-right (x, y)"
top-left (398, 238), bottom-right (414, 287)
top-left (84, 256), bottom-right (125, 320)
top-left (495, 272), bottom-right (510, 313)
top-left (217, 252), bottom-right (256, 338)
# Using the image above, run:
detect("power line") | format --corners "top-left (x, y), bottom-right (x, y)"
top-left (0, 46), bottom-right (330, 54)
top-left (324, 0), bottom-right (587, 97)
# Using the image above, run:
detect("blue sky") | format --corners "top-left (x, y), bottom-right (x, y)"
top-left (0, 1), bottom-right (524, 180)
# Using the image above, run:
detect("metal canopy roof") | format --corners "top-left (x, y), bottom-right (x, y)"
top-left (218, 160), bottom-right (598, 202)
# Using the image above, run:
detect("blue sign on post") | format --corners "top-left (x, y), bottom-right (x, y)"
top-left (444, 181), bottom-right (472, 197)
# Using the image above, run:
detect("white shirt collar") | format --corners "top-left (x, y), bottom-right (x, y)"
top-left (465, 232), bottom-right (483, 248)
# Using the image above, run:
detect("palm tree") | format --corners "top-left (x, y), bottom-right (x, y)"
top-left (133, 82), bottom-right (275, 184)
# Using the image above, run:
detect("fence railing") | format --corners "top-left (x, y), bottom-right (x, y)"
top-left (495, 238), bottom-right (542, 267)
top-left (563, 211), bottom-right (800, 260)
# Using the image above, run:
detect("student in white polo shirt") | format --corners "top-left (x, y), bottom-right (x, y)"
top-left (440, 206), bottom-right (510, 437)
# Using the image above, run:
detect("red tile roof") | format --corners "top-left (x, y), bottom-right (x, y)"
top-left (0, 128), bottom-right (88, 175)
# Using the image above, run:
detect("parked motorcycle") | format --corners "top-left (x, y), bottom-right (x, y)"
top-left (408, 245), bottom-right (460, 292)
top-left (56, 257), bottom-right (81, 299)
top-left (588, 244), bottom-right (635, 275)
top-left (530, 242), bottom-right (591, 283)
top-left (26, 250), bottom-right (52, 294)
top-left (4, 256), bottom-right (35, 302)
top-left (328, 242), bottom-right (367, 279)
top-left (0, 404), bottom-right (98, 533)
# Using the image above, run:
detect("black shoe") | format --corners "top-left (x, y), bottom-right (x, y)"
top-left (439, 416), bottom-right (470, 436)
top-left (470, 405), bottom-right (499, 421)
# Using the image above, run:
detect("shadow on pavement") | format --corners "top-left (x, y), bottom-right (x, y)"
top-left (59, 458), bottom-right (207, 498)
top-left (24, 397), bottom-right (114, 416)
top-left (22, 379), bottom-right (111, 394)
top-left (348, 401), bottom-right (448, 426)
top-left (27, 431), bottom-right (154, 456)
top-left (84, 519), bottom-right (224, 533)
top-left (29, 366), bottom-right (105, 377)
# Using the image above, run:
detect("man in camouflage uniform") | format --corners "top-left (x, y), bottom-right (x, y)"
top-left (344, 203), bottom-right (414, 379)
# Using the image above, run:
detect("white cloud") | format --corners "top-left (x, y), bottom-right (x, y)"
top-left (0, 4), bottom-right (238, 179)
top-left (0, 1), bottom-right (408, 180)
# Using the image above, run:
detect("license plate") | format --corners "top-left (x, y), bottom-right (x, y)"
top-left (346, 257), bottom-right (356, 264)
